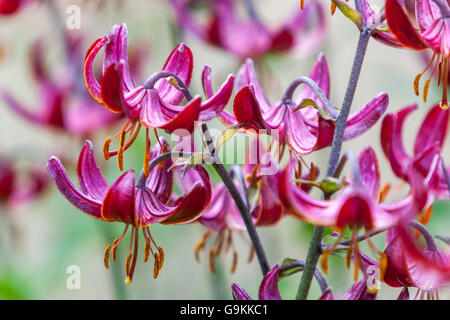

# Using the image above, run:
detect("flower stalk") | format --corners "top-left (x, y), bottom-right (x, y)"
top-left (296, 27), bottom-right (372, 300)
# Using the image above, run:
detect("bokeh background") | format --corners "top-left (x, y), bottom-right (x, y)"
top-left (0, 0), bottom-right (448, 299)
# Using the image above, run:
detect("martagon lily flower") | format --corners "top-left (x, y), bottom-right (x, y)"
top-left (231, 262), bottom-right (378, 300)
top-left (169, 0), bottom-right (326, 58)
top-left (84, 23), bottom-right (234, 171)
top-left (381, 225), bottom-right (450, 300)
top-left (278, 146), bottom-right (440, 274)
top-left (381, 103), bottom-right (450, 200)
top-left (46, 138), bottom-right (211, 283)
top-left (0, 0), bottom-right (31, 15)
top-left (385, 0), bottom-right (450, 109)
top-left (221, 53), bottom-right (388, 155)
top-left (2, 37), bottom-right (123, 136)
top-left (0, 155), bottom-right (47, 208)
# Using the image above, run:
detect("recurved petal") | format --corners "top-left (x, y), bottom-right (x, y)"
top-left (146, 138), bottom-right (173, 204)
top-left (416, 0), bottom-right (441, 33)
top-left (413, 104), bottom-right (449, 157)
top-left (156, 43), bottom-right (194, 105)
top-left (380, 105), bottom-right (417, 179)
top-left (236, 59), bottom-right (271, 112)
top-left (233, 85), bottom-right (271, 131)
top-left (101, 170), bottom-right (136, 224)
top-left (231, 283), bottom-right (253, 300)
top-left (199, 185), bottom-right (230, 231)
top-left (343, 93), bottom-right (388, 141)
top-left (77, 140), bottom-right (109, 201)
top-left (46, 157), bottom-right (103, 220)
top-left (294, 53), bottom-right (330, 106)
top-left (258, 265), bottom-right (282, 300)
top-left (199, 74), bottom-right (235, 121)
top-left (385, 0), bottom-right (428, 50)
top-left (140, 90), bottom-right (201, 134)
top-left (103, 23), bottom-right (134, 90)
top-left (357, 147), bottom-right (380, 199)
top-left (84, 36), bottom-right (108, 104)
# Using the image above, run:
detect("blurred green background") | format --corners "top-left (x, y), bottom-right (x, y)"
top-left (0, 0), bottom-right (448, 299)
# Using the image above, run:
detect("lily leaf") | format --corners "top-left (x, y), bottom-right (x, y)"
top-left (294, 98), bottom-right (333, 120)
top-left (215, 123), bottom-right (249, 152)
top-left (279, 258), bottom-right (303, 280)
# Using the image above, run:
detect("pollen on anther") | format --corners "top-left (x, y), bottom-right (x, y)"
top-left (104, 245), bottom-right (112, 269)
top-left (103, 137), bottom-right (112, 160)
top-left (125, 252), bottom-right (132, 276)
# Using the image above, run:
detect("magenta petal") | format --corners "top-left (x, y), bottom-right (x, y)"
top-left (294, 53), bottom-right (330, 106)
top-left (318, 289), bottom-right (334, 300)
top-left (357, 147), bottom-right (380, 199)
top-left (77, 140), bottom-right (109, 201)
top-left (146, 138), bottom-right (173, 204)
top-left (199, 74), bottom-right (235, 121)
top-left (84, 36), bottom-right (108, 104)
top-left (201, 65), bottom-right (214, 99)
top-left (416, 0), bottom-right (441, 32)
top-left (343, 93), bottom-right (389, 141)
top-left (46, 157), bottom-right (103, 220)
top-left (101, 170), bottom-right (136, 224)
top-left (285, 110), bottom-right (322, 155)
top-left (231, 283), bottom-right (252, 300)
top-left (380, 105), bottom-right (417, 179)
top-left (340, 279), bottom-right (377, 300)
top-left (258, 265), bottom-right (282, 300)
top-left (200, 185), bottom-right (230, 231)
top-left (103, 23), bottom-right (134, 90)
top-left (156, 43), bottom-right (194, 105)
top-left (233, 85), bottom-right (271, 131)
top-left (413, 104), bottom-right (449, 157)
top-left (236, 59), bottom-right (271, 112)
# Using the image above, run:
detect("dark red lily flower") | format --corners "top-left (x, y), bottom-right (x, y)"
top-left (84, 23), bottom-right (234, 167)
top-left (2, 37), bottom-right (123, 136)
top-left (170, 0), bottom-right (327, 58)
top-left (381, 103), bottom-right (449, 200)
top-left (46, 138), bottom-right (211, 282)
top-left (232, 262), bottom-right (378, 300)
top-left (0, 155), bottom-right (48, 209)
top-left (382, 226), bottom-right (450, 299)
top-left (279, 146), bottom-right (438, 231)
top-left (222, 53), bottom-right (388, 155)
top-left (385, 0), bottom-right (450, 108)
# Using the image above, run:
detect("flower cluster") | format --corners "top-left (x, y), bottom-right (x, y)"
top-left (3, 0), bottom-right (448, 300)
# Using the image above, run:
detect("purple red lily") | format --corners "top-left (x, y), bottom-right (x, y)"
top-left (46, 138), bottom-right (211, 283)
top-left (2, 37), bottom-right (123, 136)
top-left (231, 262), bottom-right (378, 300)
top-left (84, 23), bottom-right (234, 168)
top-left (221, 53), bottom-right (388, 155)
top-left (0, 155), bottom-right (47, 209)
top-left (169, 0), bottom-right (326, 58)
top-left (381, 226), bottom-right (450, 300)
top-left (0, 0), bottom-right (32, 15)
top-left (385, 0), bottom-right (450, 108)
top-left (381, 103), bottom-right (450, 200)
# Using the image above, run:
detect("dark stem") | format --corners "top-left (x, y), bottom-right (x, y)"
top-left (296, 28), bottom-right (371, 300)
top-left (158, 73), bottom-right (270, 275)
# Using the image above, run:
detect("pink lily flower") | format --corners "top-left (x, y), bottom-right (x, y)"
top-left (2, 37), bottom-right (123, 136)
top-left (382, 226), bottom-right (450, 299)
top-left (385, 0), bottom-right (450, 108)
top-left (278, 146), bottom-right (439, 232)
top-left (46, 138), bottom-right (211, 283)
top-left (0, 155), bottom-right (48, 209)
top-left (232, 262), bottom-right (378, 300)
top-left (169, 0), bottom-right (327, 58)
top-left (84, 23), bottom-right (234, 165)
top-left (380, 103), bottom-right (450, 200)
top-left (222, 53), bottom-right (388, 155)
